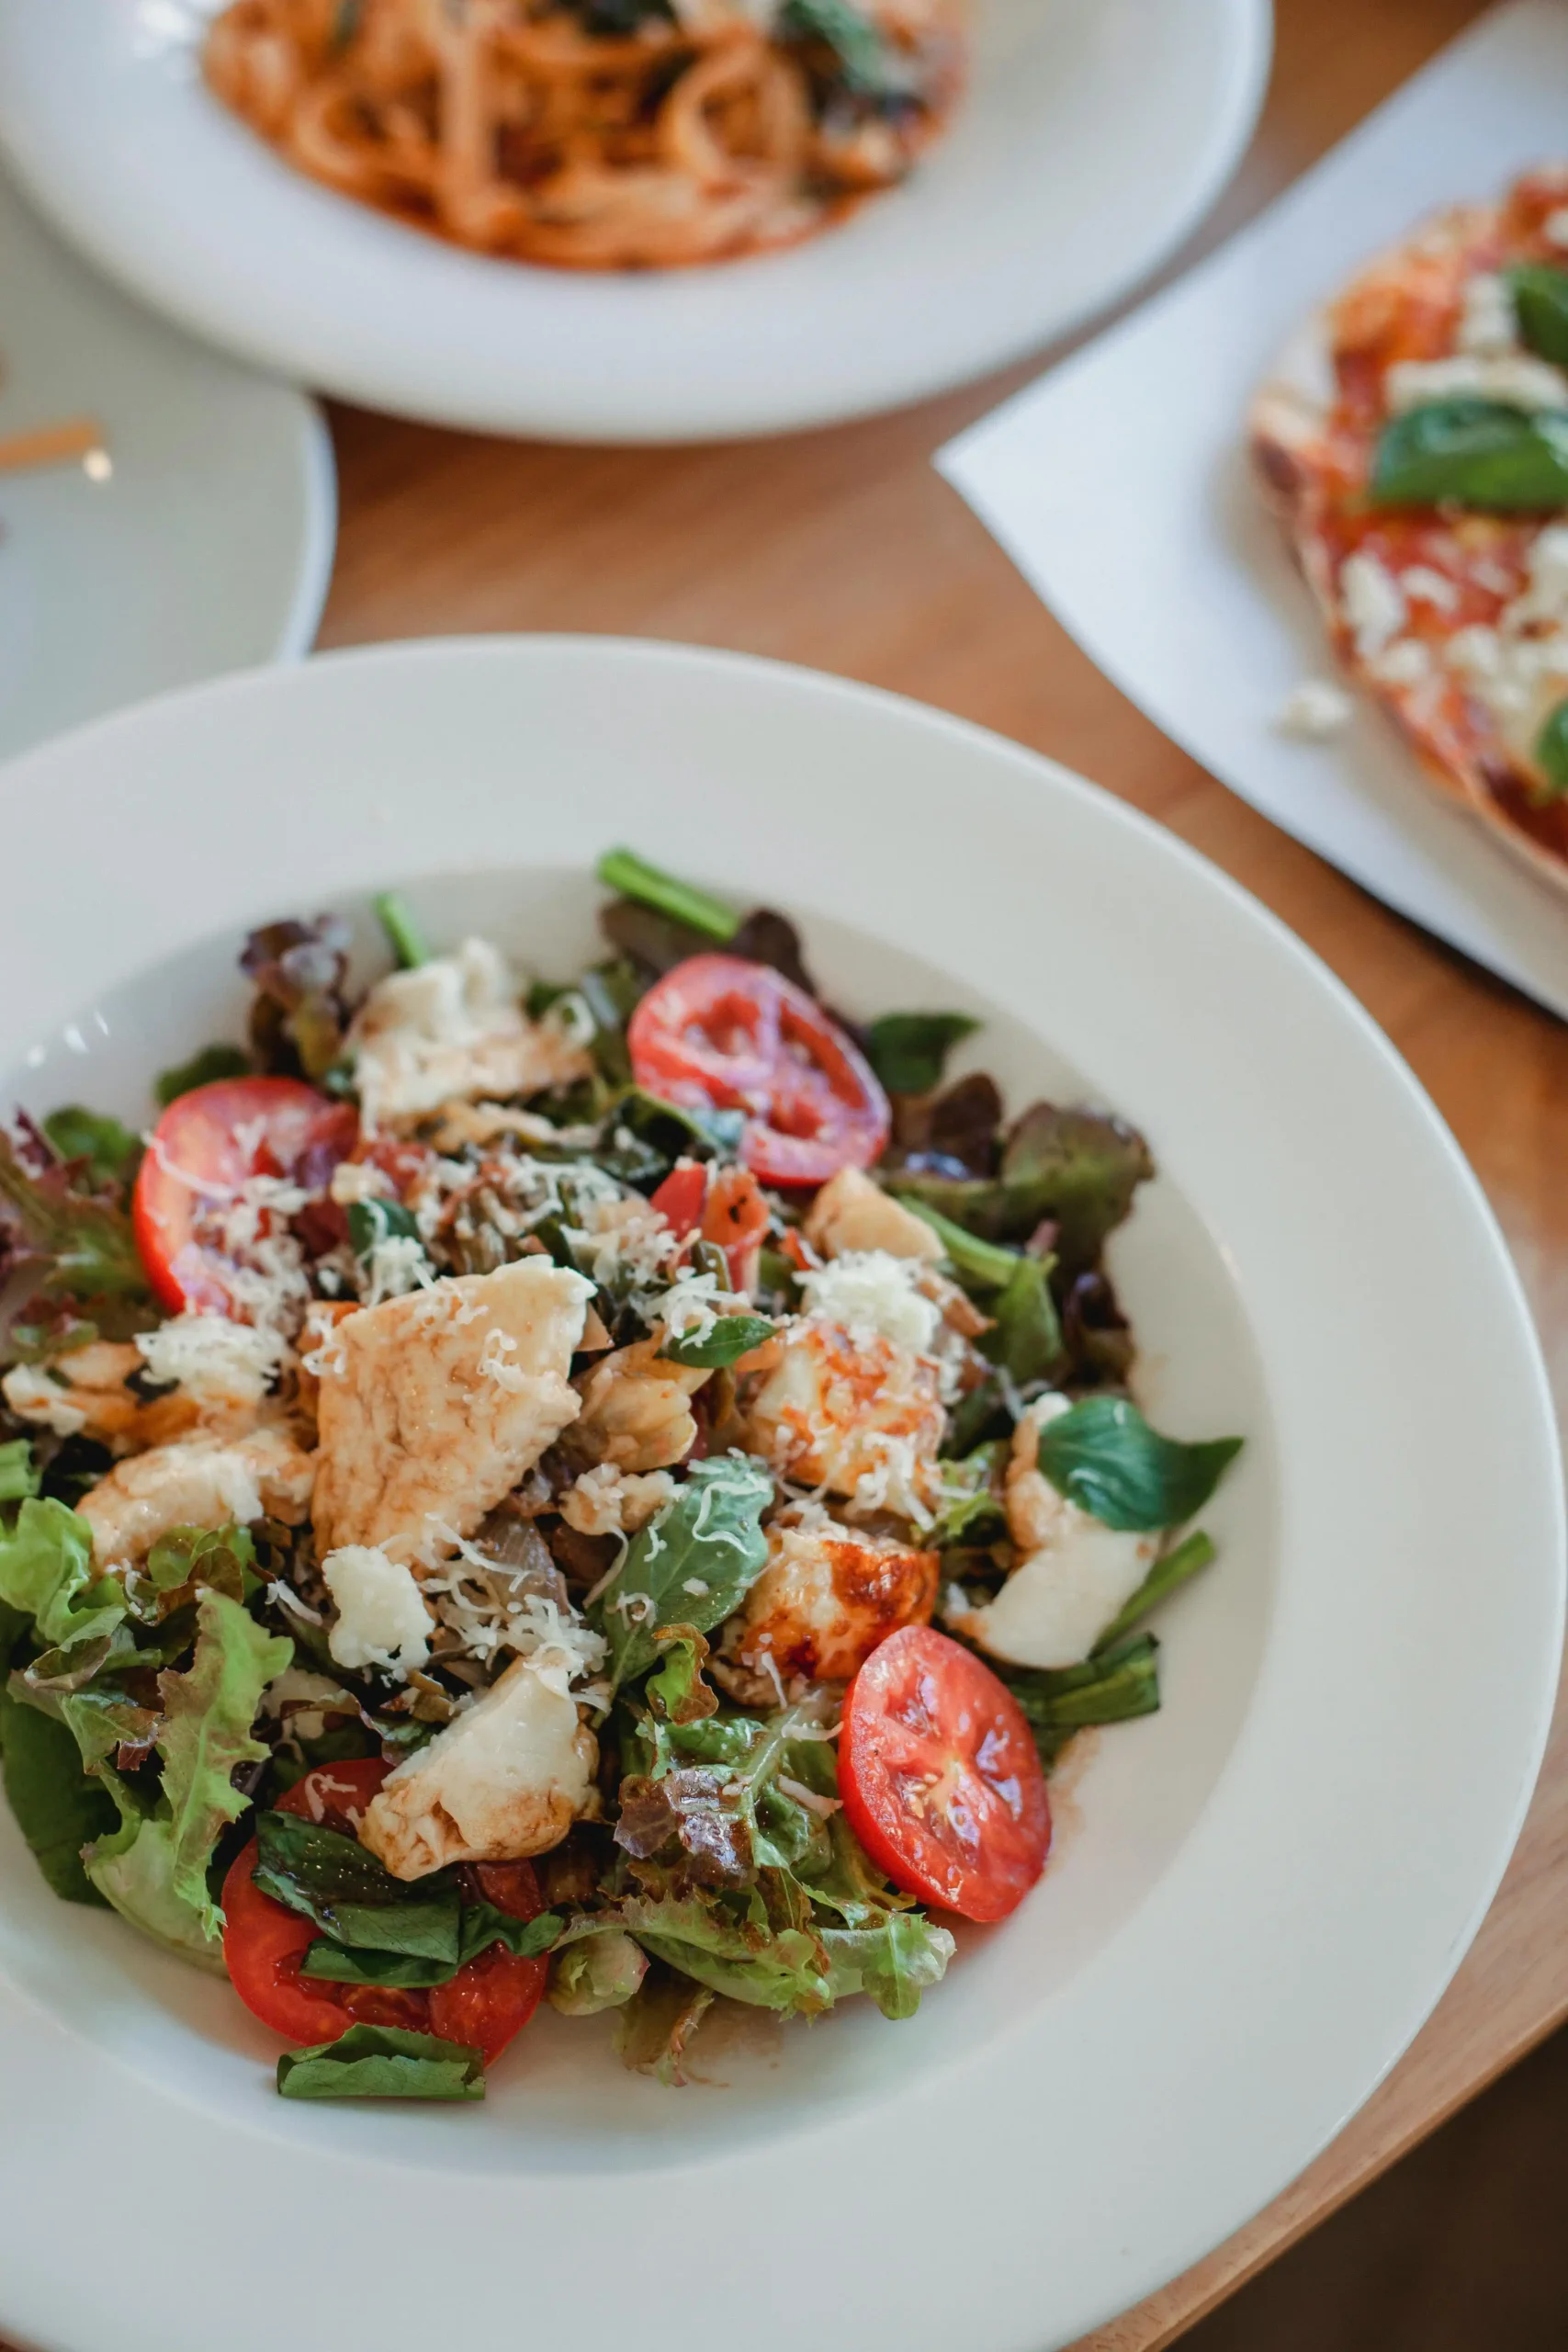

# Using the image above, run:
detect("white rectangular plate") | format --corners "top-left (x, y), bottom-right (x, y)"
top-left (938, 0), bottom-right (1568, 1022)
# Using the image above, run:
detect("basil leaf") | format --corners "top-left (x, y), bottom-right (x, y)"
top-left (596, 848), bottom-right (739, 944)
top-left (591, 1454), bottom-right (772, 1692)
top-left (863, 1012), bottom-right (980, 1097)
top-left (1036, 1397), bottom-right (1242, 1532)
top-left (1091, 1528), bottom-right (1217, 1654)
top-left (300, 1906), bottom-right (562, 1987)
top-left (41, 1107), bottom-right (141, 1188)
top-left (154, 1043), bottom-right (251, 1107)
top-left (997, 1632), bottom-right (1161, 1769)
top-left (894, 1197), bottom-right (1020, 1292)
top-left (371, 889), bottom-right (429, 971)
top-left (1371, 398), bottom-right (1568, 510)
top-left (253, 1810), bottom-right (463, 1962)
top-left (1533, 696), bottom-right (1568, 801)
top-left (0, 1441), bottom-right (39, 1505)
top-left (1509, 263), bottom-right (1568, 368)
top-left (346, 1196), bottom-right (422, 1259)
top-left (659, 1314), bottom-right (775, 1369)
top-left (978, 1255), bottom-right (1066, 1387)
top-left (277, 2023), bottom-right (485, 2102)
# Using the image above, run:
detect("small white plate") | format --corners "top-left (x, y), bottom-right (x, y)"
top-left (0, 638), bottom-right (1558, 2352)
top-left (940, 0), bottom-right (1568, 1023)
top-left (0, 0), bottom-right (1269, 443)
top-left (0, 166), bottom-right (334, 762)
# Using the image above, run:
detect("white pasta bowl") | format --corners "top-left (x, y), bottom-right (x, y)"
top-left (0, 0), bottom-right (1269, 440)
top-left (0, 637), bottom-right (1558, 2352)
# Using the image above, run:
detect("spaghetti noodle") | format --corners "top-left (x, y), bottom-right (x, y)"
top-left (204, 0), bottom-right (964, 271)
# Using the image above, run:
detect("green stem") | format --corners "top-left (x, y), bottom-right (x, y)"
top-left (596, 848), bottom-right (739, 944)
top-left (1092, 1529), bottom-right (1216, 1655)
top-left (372, 890), bottom-right (429, 970)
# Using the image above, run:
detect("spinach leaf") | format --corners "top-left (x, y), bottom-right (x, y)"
top-left (1534, 696), bottom-right (1568, 800)
top-left (0, 1679), bottom-right (116, 1904)
top-left (41, 1107), bottom-right (141, 1188)
top-left (154, 1044), bottom-right (252, 1107)
top-left (863, 1012), bottom-right (980, 1096)
top-left (346, 1196), bottom-right (423, 1259)
top-left (591, 1453), bottom-right (772, 1691)
top-left (301, 1905), bottom-right (562, 1986)
top-left (0, 1440), bottom-right (38, 1505)
top-left (1371, 399), bottom-right (1568, 511)
top-left (978, 1254), bottom-right (1066, 1387)
top-left (895, 1196), bottom-right (1020, 1291)
top-left (596, 848), bottom-right (739, 944)
top-left (1036, 1396), bottom-right (1241, 1531)
top-left (998, 1632), bottom-right (1162, 1769)
top-left (277, 2022), bottom-right (485, 2102)
top-left (0, 1498), bottom-right (123, 1651)
top-left (152, 1589), bottom-right (291, 1935)
top-left (253, 1810), bottom-right (462, 1961)
top-left (371, 888), bottom-right (429, 971)
top-left (1092, 1528), bottom-right (1216, 1654)
top-left (659, 1313), bottom-right (775, 1369)
top-left (1509, 263), bottom-right (1568, 368)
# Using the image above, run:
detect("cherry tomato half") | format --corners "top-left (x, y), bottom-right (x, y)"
top-left (701, 1165), bottom-right (770, 1292)
top-left (221, 1762), bottom-right (551, 2064)
top-left (649, 1161), bottom-right (708, 1238)
top-left (839, 1627), bottom-right (1051, 1924)
top-left (627, 955), bottom-right (890, 1189)
top-left (133, 1077), bottom-right (358, 1313)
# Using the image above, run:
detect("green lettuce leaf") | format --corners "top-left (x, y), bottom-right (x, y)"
top-left (277, 2023), bottom-right (485, 2101)
top-left (41, 1107), bottom-right (142, 1189)
top-left (0, 1440), bottom-right (39, 1505)
top-left (0, 1498), bottom-right (124, 1651)
top-left (84, 1804), bottom-right (228, 1968)
top-left (613, 1964), bottom-right (716, 2085)
top-left (547, 1929), bottom-right (649, 2015)
top-left (0, 1679), bottom-right (116, 1904)
top-left (822, 1912), bottom-right (955, 2020)
top-left (0, 1128), bottom-right (152, 1308)
top-left (978, 1254), bottom-right (1066, 1387)
top-left (155, 1589), bottom-right (291, 1934)
top-left (1035, 1397), bottom-right (1242, 1532)
top-left (592, 1453), bottom-right (772, 1691)
top-left (892, 1103), bottom-right (1154, 1272)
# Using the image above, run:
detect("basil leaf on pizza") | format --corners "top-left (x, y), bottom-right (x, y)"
top-left (1371, 399), bottom-right (1568, 512)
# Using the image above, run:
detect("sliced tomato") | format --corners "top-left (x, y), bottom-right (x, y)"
top-left (428, 1860), bottom-right (549, 2064)
top-left (223, 1763), bottom-right (547, 2064)
top-left (134, 1076), bottom-right (358, 1314)
top-left (649, 1160), bottom-right (708, 1238)
top-left (626, 954), bottom-right (889, 1189)
top-left (701, 1164), bottom-right (770, 1292)
top-left (839, 1627), bottom-right (1050, 1924)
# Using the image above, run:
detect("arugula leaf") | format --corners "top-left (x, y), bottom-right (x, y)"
top-left (1036, 1396), bottom-right (1241, 1532)
top-left (1371, 398), bottom-right (1568, 511)
top-left (592, 1454), bottom-right (772, 1692)
top-left (895, 1196), bottom-right (1020, 1292)
top-left (1509, 263), bottom-right (1568, 368)
top-left (1534, 697), bottom-right (1568, 801)
top-left (154, 1044), bottom-right (252, 1108)
top-left (863, 1012), bottom-right (980, 1097)
top-left (371, 889), bottom-right (429, 971)
top-left (978, 1254), bottom-right (1066, 1387)
top-left (346, 1196), bottom-right (423, 1259)
top-left (254, 1810), bottom-right (461, 1960)
top-left (301, 1906), bottom-right (561, 1987)
top-left (997, 1632), bottom-right (1162, 1769)
top-left (659, 1313), bottom-right (775, 1369)
top-left (154, 1589), bottom-right (291, 1935)
top-left (0, 1679), bottom-right (117, 1904)
top-left (0, 1498), bottom-right (124, 1651)
top-left (41, 1107), bottom-right (141, 1188)
top-left (596, 848), bottom-right (739, 944)
top-left (0, 1440), bottom-right (39, 1505)
top-left (548, 1928), bottom-right (649, 2014)
top-left (277, 2022), bottom-right (485, 2102)
top-left (1092, 1528), bottom-right (1217, 1653)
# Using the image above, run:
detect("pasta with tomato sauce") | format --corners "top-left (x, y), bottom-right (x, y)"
top-left (202, 0), bottom-right (964, 271)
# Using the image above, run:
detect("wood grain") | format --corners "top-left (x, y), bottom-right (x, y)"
top-left (310, 0), bottom-right (1567, 2343)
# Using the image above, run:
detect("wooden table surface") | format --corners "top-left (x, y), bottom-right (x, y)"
top-left (310, 0), bottom-right (1568, 2341)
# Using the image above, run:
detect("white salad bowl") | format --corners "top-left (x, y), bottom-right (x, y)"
top-left (0, 637), bottom-right (1557, 2352)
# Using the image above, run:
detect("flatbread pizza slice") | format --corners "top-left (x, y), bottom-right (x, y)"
top-left (1251, 164), bottom-right (1568, 896)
